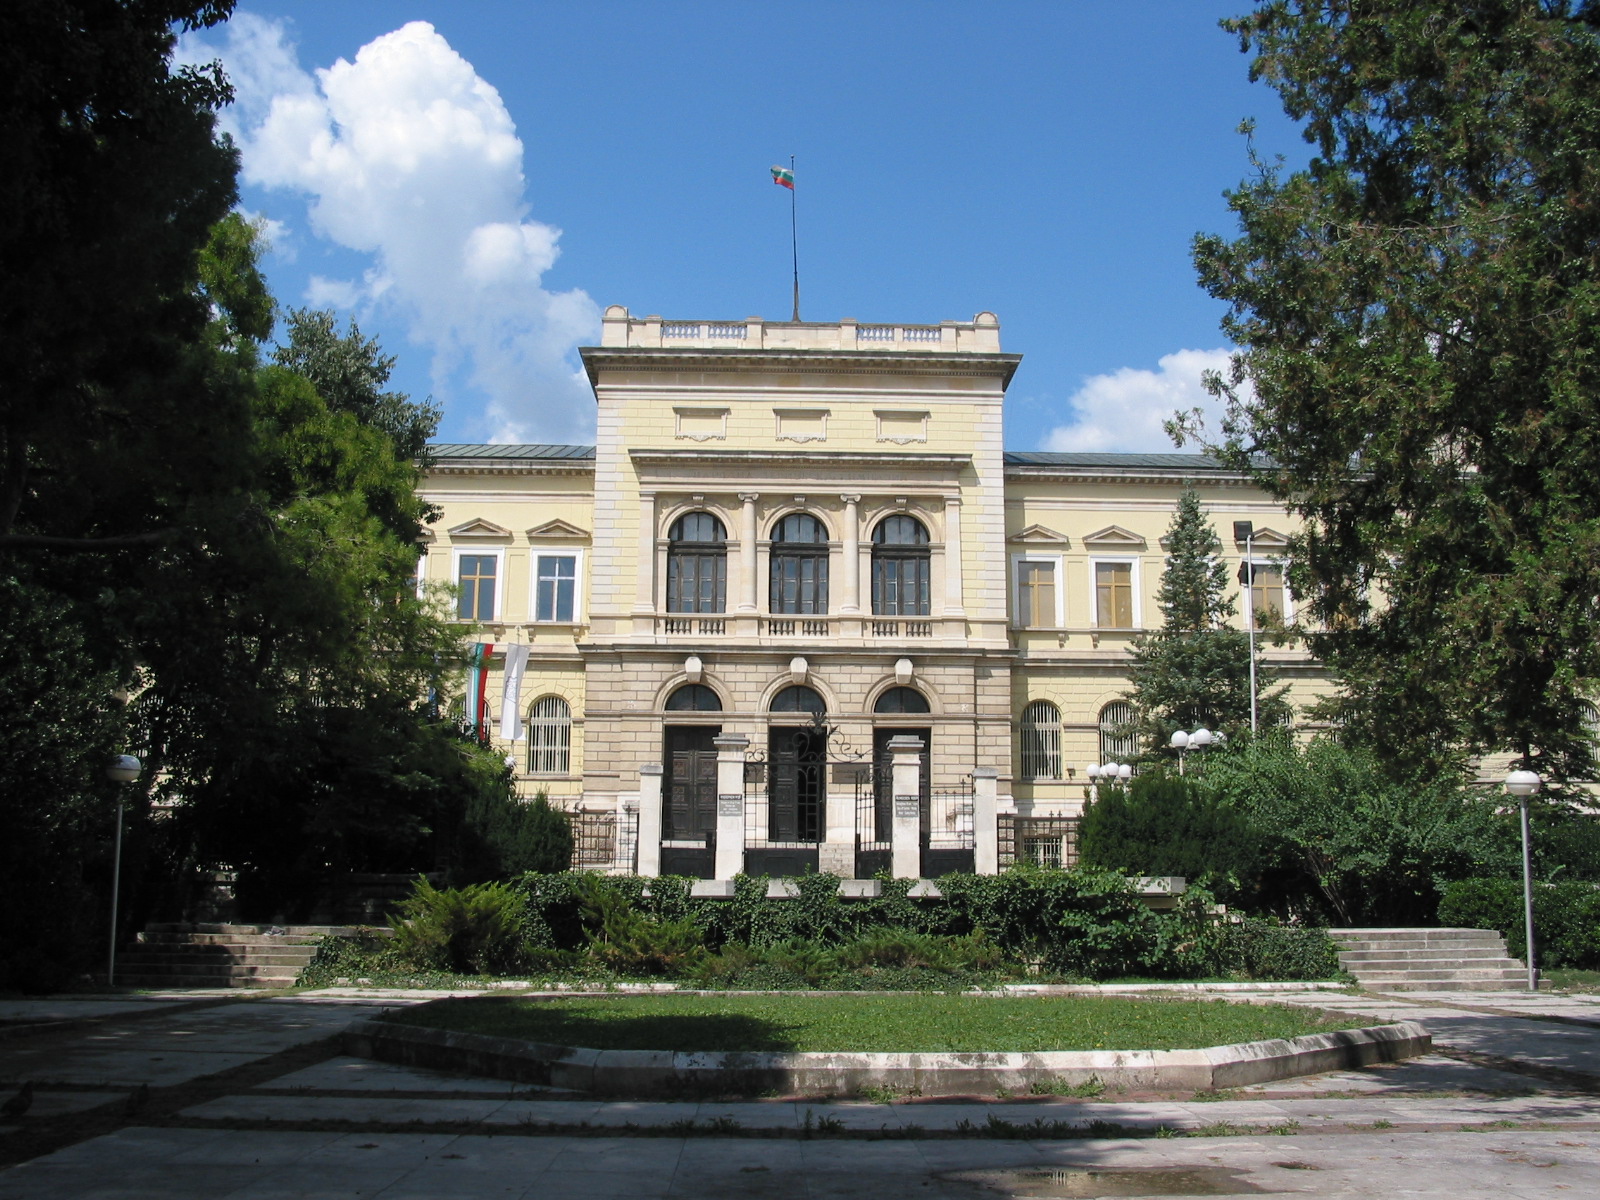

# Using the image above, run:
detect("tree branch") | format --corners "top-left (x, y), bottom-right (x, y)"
top-left (0, 530), bottom-right (178, 552)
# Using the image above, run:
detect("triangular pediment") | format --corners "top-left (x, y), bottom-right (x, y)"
top-left (1007, 524), bottom-right (1070, 546)
top-left (1082, 524), bottom-right (1146, 548)
top-left (1235, 526), bottom-right (1290, 549)
top-left (447, 518), bottom-right (513, 539)
top-left (526, 518), bottom-right (590, 540)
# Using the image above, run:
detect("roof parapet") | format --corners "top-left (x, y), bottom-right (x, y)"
top-left (597, 305), bottom-right (1001, 353)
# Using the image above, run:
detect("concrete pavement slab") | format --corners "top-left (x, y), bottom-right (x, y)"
top-left (259, 1057), bottom-right (532, 1095)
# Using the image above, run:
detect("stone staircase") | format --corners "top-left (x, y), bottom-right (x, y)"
top-left (114, 923), bottom-right (361, 989)
top-left (1329, 927), bottom-right (1531, 992)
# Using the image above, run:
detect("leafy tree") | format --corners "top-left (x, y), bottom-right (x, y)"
top-left (272, 309), bottom-right (441, 463)
top-left (1197, 734), bottom-right (1512, 924)
top-left (1078, 771), bottom-right (1267, 905)
top-left (1123, 489), bottom-right (1288, 753)
top-left (1190, 1), bottom-right (1600, 778)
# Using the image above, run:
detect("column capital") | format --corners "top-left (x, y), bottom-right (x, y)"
top-left (944, 494), bottom-right (962, 508)
top-left (840, 493), bottom-right (862, 505)
top-left (738, 492), bottom-right (760, 504)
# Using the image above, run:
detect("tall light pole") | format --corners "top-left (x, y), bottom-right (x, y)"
top-left (1234, 521), bottom-right (1258, 735)
top-left (1505, 767), bottom-right (1542, 992)
top-left (105, 754), bottom-right (142, 988)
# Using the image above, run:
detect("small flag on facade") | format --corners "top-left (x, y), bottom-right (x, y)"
top-left (770, 164), bottom-right (794, 190)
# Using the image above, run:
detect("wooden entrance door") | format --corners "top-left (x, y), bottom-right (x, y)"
top-left (664, 725), bottom-right (720, 839)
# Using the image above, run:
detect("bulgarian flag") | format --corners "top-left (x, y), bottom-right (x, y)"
top-left (465, 642), bottom-right (494, 736)
top-left (770, 164), bottom-right (794, 190)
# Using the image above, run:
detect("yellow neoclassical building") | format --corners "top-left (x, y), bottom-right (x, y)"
top-left (419, 307), bottom-right (1327, 879)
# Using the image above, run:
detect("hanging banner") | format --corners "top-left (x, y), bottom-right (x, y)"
top-left (499, 643), bottom-right (531, 741)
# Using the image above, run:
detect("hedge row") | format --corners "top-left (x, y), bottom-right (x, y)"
top-left (508, 868), bottom-right (1341, 982)
top-left (1438, 877), bottom-right (1600, 970)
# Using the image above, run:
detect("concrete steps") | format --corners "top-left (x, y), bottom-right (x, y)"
top-left (1330, 927), bottom-right (1532, 992)
top-left (114, 923), bottom-right (378, 989)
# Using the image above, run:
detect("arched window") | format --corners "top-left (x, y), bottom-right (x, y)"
top-left (527, 696), bottom-right (572, 775)
top-left (770, 685), bottom-right (825, 715)
top-left (665, 683), bottom-right (722, 712)
top-left (1020, 700), bottom-right (1063, 780)
top-left (769, 513), bottom-right (829, 615)
top-left (1582, 701), bottom-right (1600, 778)
top-left (874, 686), bottom-right (931, 714)
top-left (1098, 701), bottom-right (1138, 763)
top-left (872, 515), bottom-right (931, 616)
top-left (666, 512), bottom-right (726, 613)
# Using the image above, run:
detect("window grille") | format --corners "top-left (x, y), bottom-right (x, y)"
top-left (527, 696), bottom-right (571, 774)
top-left (1020, 700), bottom-right (1063, 780)
top-left (1098, 700), bottom-right (1138, 762)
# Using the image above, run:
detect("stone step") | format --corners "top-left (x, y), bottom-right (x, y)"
top-left (1330, 933), bottom-right (1507, 949)
top-left (1364, 978), bottom-right (1534, 993)
top-left (117, 951), bottom-right (318, 968)
top-left (136, 933), bottom-right (326, 948)
top-left (113, 961), bottom-right (304, 981)
top-left (114, 973), bottom-right (296, 990)
top-left (143, 923), bottom-right (375, 937)
top-left (1350, 966), bottom-right (1523, 979)
top-left (1337, 946), bottom-right (1511, 963)
top-left (1331, 928), bottom-right (1504, 947)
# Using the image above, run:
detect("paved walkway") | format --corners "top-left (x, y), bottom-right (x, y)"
top-left (1, 986), bottom-right (1599, 1197)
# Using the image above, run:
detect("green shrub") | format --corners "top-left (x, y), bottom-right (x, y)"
top-left (387, 877), bottom-right (528, 973)
top-left (1438, 877), bottom-right (1600, 969)
top-left (455, 787), bottom-right (572, 883)
top-left (1079, 772), bottom-right (1265, 904)
top-left (1205, 919), bottom-right (1343, 981)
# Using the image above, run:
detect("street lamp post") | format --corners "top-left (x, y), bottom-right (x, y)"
top-left (1234, 521), bottom-right (1258, 735)
top-left (1505, 767), bottom-right (1542, 993)
top-left (1169, 728), bottom-right (1215, 775)
top-left (105, 754), bottom-right (142, 988)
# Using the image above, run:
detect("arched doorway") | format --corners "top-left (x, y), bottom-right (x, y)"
top-left (751, 684), bottom-right (827, 877)
top-left (662, 683), bottom-right (722, 878)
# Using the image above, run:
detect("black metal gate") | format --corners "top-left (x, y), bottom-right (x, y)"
top-left (923, 780), bottom-right (976, 876)
top-left (660, 829), bottom-right (715, 879)
top-left (853, 763), bottom-right (892, 878)
top-left (998, 814), bottom-right (1079, 870)
top-left (743, 728), bottom-right (824, 877)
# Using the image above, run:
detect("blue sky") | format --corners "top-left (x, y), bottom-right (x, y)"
top-left (181, 2), bottom-right (1304, 450)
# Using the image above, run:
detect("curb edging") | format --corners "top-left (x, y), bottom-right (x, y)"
top-left (341, 1015), bottom-right (1431, 1097)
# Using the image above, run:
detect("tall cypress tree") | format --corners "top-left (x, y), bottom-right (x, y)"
top-left (1124, 489), bottom-right (1288, 756)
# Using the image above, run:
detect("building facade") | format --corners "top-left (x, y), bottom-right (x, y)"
top-left (419, 308), bottom-right (1328, 878)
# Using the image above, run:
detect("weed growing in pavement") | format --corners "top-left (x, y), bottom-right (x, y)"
top-left (1029, 1077), bottom-right (1105, 1098)
top-left (1191, 1087), bottom-right (1242, 1102)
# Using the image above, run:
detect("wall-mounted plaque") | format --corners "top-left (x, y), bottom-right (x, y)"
top-left (893, 794), bottom-right (919, 820)
top-left (717, 794), bottom-right (744, 816)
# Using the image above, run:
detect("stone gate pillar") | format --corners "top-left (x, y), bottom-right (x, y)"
top-left (714, 734), bottom-right (749, 880)
top-left (636, 765), bottom-right (663, 877)
top-left (888, 734), bottom-right (924, 879)
top-left (973, 766), bottom-right (999, 875)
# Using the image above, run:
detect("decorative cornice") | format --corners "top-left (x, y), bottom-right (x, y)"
top-left (582, 346), bottom-right (1021, 388)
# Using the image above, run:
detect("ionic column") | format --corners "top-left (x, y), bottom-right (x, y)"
top-left (840, 494), bottom-right (861, 613)
top-left (738, 493), bottom-right (760, 612)
top-left (634, 490), bottom-right (657, 613)
top-left (943, 495), bottom-right (965, 616)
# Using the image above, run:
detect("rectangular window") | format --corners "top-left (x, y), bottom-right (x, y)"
top-left (1016, 560), bottom-right (1058, 628)
top-left (872, 557), bottom-right (931, 616)
top-left (535, 555), bottom-right (577, 622)
top-left (1249, 563), bottom-right (1285, 623)
top-left (770, 552), bottom-right (829, 614)
top-left (457, 554), bottom-right (498, 621)
top-left (667, 551), bottom-right (727, 613)
top-left (1095, 561), bottom-right (1134, 628)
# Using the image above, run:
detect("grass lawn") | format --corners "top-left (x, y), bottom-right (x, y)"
top-left (386, 994), bottom-right (1363, 1054)
top-left (1545, 969), bottom-right (1600, 993)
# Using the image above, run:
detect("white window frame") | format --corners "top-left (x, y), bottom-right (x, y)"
top-left (451, 546), bottom-right (506, 623)
top-left (414, 550), bottom-right (428, 600)
top-left (1241, 556), bottom-right (1293, 624)
top-left (1011, 554), bottom-right (1065, 629)
top-left (1087, 555), bottom-right (1142, 630)
top-left (530, 549), bottom-right (585, 624)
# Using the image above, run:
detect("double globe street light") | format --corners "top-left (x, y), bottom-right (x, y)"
top-left (1168, 727), bottom-right (1219, 775)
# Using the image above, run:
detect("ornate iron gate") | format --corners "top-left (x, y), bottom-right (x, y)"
top-left (853, 763), bottom-right (892, 878)
top-left (923, 779), bottom-right (976, 876)
top-left (997, 814), bottom-right (1080, 870)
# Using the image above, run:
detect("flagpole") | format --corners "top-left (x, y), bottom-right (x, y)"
top-left (789, 154), bottom-right (800, 322)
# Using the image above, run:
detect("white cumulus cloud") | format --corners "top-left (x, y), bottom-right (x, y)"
top-left (1042, 349), bottom-right (1237, 454)
top-left (183, 15), bottom-right (598, 443)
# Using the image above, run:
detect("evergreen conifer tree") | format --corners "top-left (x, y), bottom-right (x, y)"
top-left (1123, 489), bottom-right (1288, 757)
